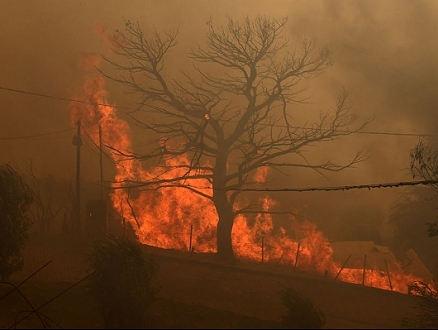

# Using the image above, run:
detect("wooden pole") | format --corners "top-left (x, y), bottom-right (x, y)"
top-left (98, 125), bottom-right (107, 235)
top-left (261, 236), bottom-right (264, 264)
top-left (362, 254), bottom-right (367, 286)
top-left (334, 254), bottom-right (352, 280)
top-left (294, 242), bottom-right (301, 268)
top-left (74, 119), bottom-right (82, 234)
top-left (99, 125), bottom-right (104, 201)
top-left (385, 259), bottom-right (393, 291)
top-left (189, 224), bottom-right (193, 254)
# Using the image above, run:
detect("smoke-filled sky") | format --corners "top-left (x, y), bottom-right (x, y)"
top-left (2, 0), bottom-right (438, 242)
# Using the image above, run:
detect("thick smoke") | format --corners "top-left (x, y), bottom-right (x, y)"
top-left (1, 0), bottom-right (438, 250)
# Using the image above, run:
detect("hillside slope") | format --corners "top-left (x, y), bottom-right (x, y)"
top-left (6, 235), bottom-right (427, 328)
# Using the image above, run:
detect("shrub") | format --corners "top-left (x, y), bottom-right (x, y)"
top-left (280, 284), bottom-right (326, 329)
top-left (401, 281), bottom-right (438, 328)
top-left (0, 163), bottom-right (33, 280)
top-left (86, 235), bottom-right (160, 328)
top-left (400, 296), bottom-right (438, 329)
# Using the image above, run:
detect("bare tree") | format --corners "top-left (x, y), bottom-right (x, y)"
top-left (15, 159), bottom-right (77, 236)
top-left (99, 16), bottom-right (370, 259)
top-left (21, 159), bottom-right (64, 235)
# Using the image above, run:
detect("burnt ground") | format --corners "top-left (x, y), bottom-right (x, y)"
top-left (1, 234), bottom-right (428, 328)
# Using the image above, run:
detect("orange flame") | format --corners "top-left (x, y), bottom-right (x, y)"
top-left (70, 58), bottom-right (436, 297)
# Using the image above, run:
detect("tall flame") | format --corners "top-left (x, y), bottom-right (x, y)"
top-left (69, 65), bottom-right (436, 296)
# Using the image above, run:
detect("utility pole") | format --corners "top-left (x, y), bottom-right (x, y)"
top-left (99, 125), bottom-right (103, 201)
top-left (72, 119), bottom-right (82, 234)
top-left (99, 125), bottom-right (107, 235)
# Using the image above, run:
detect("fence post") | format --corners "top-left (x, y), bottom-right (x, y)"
top-left (334, 254), bottom-right (352, 280)
top-left (385, 259), bottom-right (393, 291)
top-left (362, 254), bottom-right (367, 286)
top-left (261, 236), bottom-right (264, 264)
top-left (189, 224), bottom-right (193, 254)
top-left (294, 242), bottom-right (301, 268)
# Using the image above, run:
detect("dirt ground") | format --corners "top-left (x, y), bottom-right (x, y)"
top-left (3, 234), bottom-right (427, 328)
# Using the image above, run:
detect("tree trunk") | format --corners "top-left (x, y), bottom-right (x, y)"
top-left (212, 144), bottom-right (236, 261)
top-left (213, 188), bottom-right (236, 261)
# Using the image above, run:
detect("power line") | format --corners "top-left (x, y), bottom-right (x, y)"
top-left (5, 85), bottom-right (435, 193)
top-left (82, 128), bottom-right (116, 165)
top-left (0, 85), bottom-right (131, 110)
top-left (1, 85), bottom-right (437, 138)
top-left (0, 128), bottom-right (75, 140)
top-left (108, 179), bottom-right (438, 193)
top-left (231, 179), bottom-right (438, 192)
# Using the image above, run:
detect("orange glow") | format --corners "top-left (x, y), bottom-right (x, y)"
top-left (337, 263), bottom-right (419, 294)
top-left (253, 165), bottom-right (269, 183)
top-left (69, 62), bottom-right (437, 297)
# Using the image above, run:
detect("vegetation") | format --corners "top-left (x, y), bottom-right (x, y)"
top-left (401, 297), bottom-right (438, 329)
top-left (0, 279), bottom-right (283, 329)
top-left (388, 187), bottom-right (438, 266)
top-left (99, 15), bottom-right (370, 260)
top-left (391, 138), bottom-right (438, 328)
top-left (85, 235), bottom-right (160, 328)
top-left (410, 138), bottom-right (438, 236)
top-left (280, 284), bottom-right (326, 329)
top-left (401, 281), bottom-right (438, 328)
top-left (0, 162), bottom-right (34, 280)
top-left (18, 159), bottom-right (72, 236)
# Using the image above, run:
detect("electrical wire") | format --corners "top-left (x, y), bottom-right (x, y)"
top-left (3, 86), bottom-right (438, 193)
top-left (1, 85), bottom-right (437, 138)
top-left (230, 179), bottom-right (438, 192)
top-left (0, 86), bottom-right (128, 110)
top-left (0, 128), bottom-right (75, 140)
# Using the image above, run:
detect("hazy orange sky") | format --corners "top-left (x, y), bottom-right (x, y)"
top-left (1, 0), bottom-right (438, 241)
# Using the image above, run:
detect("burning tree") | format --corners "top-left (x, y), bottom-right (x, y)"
top-left (97, 16), bottom-right (369, 260)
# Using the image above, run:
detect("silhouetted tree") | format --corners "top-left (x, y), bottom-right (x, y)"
top-left (20, 159), bottom-right (64, 235)
top-left (0, 163), bottom-right (33, 280)
top-left (99, 15), bottom-right (370, 260)
top-left (86, 235), bottom-right (160, 328)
